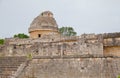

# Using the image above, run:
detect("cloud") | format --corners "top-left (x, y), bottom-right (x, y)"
top-left (0, 0), bottom-right (3, 5)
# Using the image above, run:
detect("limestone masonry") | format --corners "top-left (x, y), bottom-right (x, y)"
top-left (0, 11), bottom-right (120, 78)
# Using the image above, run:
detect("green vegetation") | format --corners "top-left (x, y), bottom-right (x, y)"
top-left (0, 39), bottom-right (4, 45)
top-left (14, 33), bottom-right (29, 38)
top-left (27, 53), bottom-right (32, 60)
top-left (118, 75), bottom-right (120, 78)
top-left (59, 27), bottom-right (77, 36)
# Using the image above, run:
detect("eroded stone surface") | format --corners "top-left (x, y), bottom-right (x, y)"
top-left (19, 58), bottom-right (120, 78)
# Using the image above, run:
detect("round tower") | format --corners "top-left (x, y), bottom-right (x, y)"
top-left (29, 11), bottom-right (59, 38)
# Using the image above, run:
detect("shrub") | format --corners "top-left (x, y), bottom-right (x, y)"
top-left (14, 33), bottom-right (29, 38)
top-left (0, 39), bottom-right (4, 45)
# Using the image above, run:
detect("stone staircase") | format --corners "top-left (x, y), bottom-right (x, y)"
top-left (0, 56), bottom-right (27, 78)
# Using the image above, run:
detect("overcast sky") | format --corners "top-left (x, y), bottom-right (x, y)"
top-left (0, 0), bottom-right (120, 38)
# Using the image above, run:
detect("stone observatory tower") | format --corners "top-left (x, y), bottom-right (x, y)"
top-left (29, 11), bottom-right (59, 38)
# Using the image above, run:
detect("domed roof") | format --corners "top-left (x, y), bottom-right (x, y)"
top-left (29, 11), bottom-right (58, 33)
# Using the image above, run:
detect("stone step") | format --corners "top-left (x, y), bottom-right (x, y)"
top-left (0, 56), bottom-right (27, 78)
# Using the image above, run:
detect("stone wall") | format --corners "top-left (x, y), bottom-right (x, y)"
top-left (3, 39), bottom-right (103, 57)
top-left (29, 30), bottom-right (59, 38)
top-left (19, 57), bottom-right (120, 78)
top-left (104, 46), bottom-right (120, 56)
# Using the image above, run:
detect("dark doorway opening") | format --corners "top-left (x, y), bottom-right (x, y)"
top-left (38, 34), bottom-right (41, 38)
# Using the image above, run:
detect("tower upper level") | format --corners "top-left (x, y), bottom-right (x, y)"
top-left (29, 11), bottom-right (58, 33)
top-left (28, 11), bottom-right (59, 38)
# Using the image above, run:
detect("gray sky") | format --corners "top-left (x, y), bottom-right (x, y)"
top-left (0, 0), bottom-right (120, 38)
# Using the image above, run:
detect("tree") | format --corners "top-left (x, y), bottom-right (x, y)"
top-left (0, 39), bottom-right (4, 45)
top-left (59, 27), bottom-right (77, 36)
top-left (14, 33), bottom-right (29, 38)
